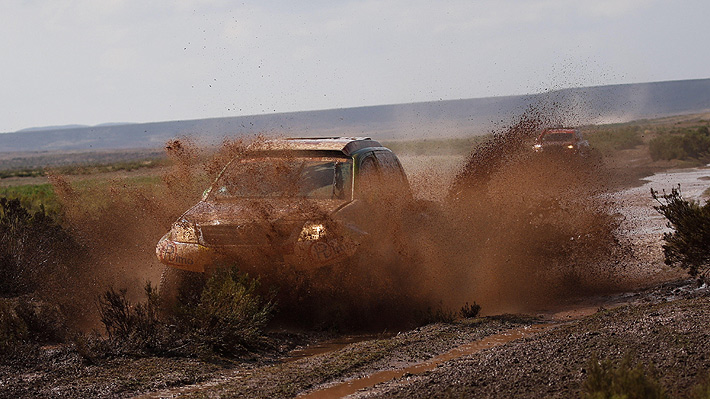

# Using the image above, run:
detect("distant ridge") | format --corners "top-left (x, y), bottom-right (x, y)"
top-left (1, 78), bottom-right (709, 153)
top-left (17, 124), bottom-right (89, 133)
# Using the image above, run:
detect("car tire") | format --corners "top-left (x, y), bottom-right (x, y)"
top-left (159, 266), bottom-right (206, 313)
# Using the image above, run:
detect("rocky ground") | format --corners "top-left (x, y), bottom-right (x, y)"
top-left (352, 281), bottom-right (710, 399)
top-left (2, 279), bottom-right (708, 398)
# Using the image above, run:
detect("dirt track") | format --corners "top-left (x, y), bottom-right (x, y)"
top-left (3, 280), bottom-right (708, 398)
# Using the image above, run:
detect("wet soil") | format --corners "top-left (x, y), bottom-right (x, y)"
top-left (351, 281), bottom-right (710, 399)
top-left (137, 281), bottom-right (708, 399)
top-left (3, 280), bottom-right (706, 399)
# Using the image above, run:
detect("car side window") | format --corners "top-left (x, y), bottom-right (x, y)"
top-left (357, 153), bottom-right (381, 201)
top-left (374, 151), bottom-right (411, 199)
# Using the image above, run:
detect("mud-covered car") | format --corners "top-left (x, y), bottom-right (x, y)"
top-left (532, 128), bottom-right (589, 156)
top-left (156, 137), bottom-right (413, 298)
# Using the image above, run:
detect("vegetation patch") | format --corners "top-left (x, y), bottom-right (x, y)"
top-left (649, 126), bottom-right (710, 162)
top-left (585, 125), bottom-right (644, 153)
top-left (95, 266), bottom-right (276, 359)
top-left (652, 187), bottom-right (710, 283)
top-left (0, 184), bottom-right (61, 218)
top-left (582, 353), bottom-right (667, 399)
top-left (0, 197), bottom-right (76, 296)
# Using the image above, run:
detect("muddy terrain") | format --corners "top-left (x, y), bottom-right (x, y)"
top-left (3, 114), bottom-right (710, 398)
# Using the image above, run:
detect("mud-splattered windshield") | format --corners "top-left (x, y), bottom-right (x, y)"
top-left (542, 132), bottom-right (575, 142)
top-left (208, 156), bottom-right (353, 200)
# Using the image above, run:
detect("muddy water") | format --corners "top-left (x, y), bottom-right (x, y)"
top-left (609, 165), bottom-right (710, 282)
top-left (614, 166), bottom-right (710, 237)
top-left (285, 334), bottom-right (391, 363)
top-left (296, 324), bottom-right (554, 399)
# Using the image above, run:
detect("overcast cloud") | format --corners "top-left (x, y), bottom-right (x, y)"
top-left (1, 0), bottom-right (708, 132)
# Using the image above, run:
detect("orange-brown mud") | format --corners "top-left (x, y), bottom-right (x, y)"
top-left (47, 108), bottom-right (634, 331)
top-left (436, 108), bottom-right (629, 315)
top-left (44, 137), bottom-right (228, 328)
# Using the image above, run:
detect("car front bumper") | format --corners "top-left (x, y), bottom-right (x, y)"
top-left (156, 233), bottom-right (360, 273)
top-left (156, 233), bottom-right (215, 273)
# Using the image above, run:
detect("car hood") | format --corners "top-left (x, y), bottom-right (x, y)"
top-left (180, 198), bottom-right (350, 225)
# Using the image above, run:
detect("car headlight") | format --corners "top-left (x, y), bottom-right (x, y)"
top-left (567, 144), bottom-right (574, 149)
top-left (299, 222), bottom-right (326, 241)
top-left (171, 221), bottom-right (199, 243)
top-left (533, 144), bottom-right (542, 151)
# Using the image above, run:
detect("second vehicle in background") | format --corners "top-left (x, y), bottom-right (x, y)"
top-left (533, 128), bottom-right (589, 156)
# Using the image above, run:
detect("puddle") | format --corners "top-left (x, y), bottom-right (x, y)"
top-left (285, 334), bottom-right (390, 363)
top-left (296, 323), bottom-right (554, 399)
top-left (613, 166), bottom-right (710, 237)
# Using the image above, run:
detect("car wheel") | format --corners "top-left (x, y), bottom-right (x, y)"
top-left (159, 266), bottom-right (206, 313)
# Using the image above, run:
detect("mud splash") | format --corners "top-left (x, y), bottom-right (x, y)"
top-left (47, 106), bottom-right (630, 330)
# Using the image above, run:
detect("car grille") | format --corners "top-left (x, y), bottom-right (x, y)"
top-left (199, 222), bottom-right (295, 246)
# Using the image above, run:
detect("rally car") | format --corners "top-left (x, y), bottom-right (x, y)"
top-left (532, 128), bottom-right (589, 156)
top-left (156, 137), bottom-right (413, 299)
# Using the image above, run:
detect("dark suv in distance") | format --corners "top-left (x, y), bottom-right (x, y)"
top-left (533, 128), bottom-right (589, 156)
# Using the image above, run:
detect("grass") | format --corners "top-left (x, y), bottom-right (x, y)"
top-left (382, 136), bottom-right (490, 156)
top-left (0, 160), bottom-right (166, 179)
top-left (584, 125), bottom-right (644, 154)
top-left (0, 183), bottom-right (61, 217)
top-left (649, 126), bottom-right (710, 163)
top-left (0, 149), bottom-right (167, 179)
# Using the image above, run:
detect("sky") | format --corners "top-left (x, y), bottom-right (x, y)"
top-left (1, 0), bottom-right (709, 133)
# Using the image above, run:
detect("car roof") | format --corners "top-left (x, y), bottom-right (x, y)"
top-left (253, 137), bottom-right (383, 156)
top-left (542, 128), bottom-right (577, 134)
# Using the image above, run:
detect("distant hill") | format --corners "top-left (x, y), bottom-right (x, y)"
top-left (16, 124), bottom-right (89, 133)
top-left (1, 78), bottom-right (709, 153)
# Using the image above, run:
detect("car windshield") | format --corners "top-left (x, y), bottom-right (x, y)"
top-left (208, 155), bottom-right (353, 200)
top-left (542, 132), bottom-right (575, 142)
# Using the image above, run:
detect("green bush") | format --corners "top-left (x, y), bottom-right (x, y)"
top-left (582, 354), bottom-right (667, 399)
top-left (0, 197), bottom-right (75, 295)
top-left (649, 126), bottom-right (710, 162)
top-left (186, 267), bottom-right (276, 355)
top-left (96, 267), bottom-right (276, 358)
top-left (0, 184), bottom-right (61, 218)
top-left (652, 187), bottom-right (710, 282)
top-left (587, 127), bottom-right (644, 153)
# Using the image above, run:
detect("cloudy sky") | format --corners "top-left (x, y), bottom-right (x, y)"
top-left (1, 0), bottom-right (708, 133)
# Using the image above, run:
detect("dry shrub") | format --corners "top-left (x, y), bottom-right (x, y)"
top-left (0, 296), bottom-right (67, 350)
top-left (414, 302), bottom-right (458, 325)
top-left (692, 372), bottom-right (710, 399)
top-left (459, 302), bottom-right (481, 318)
top-left (96, 267), bottom-right (275, 358)
top-left (0, 197), bottom-right (76, 296)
